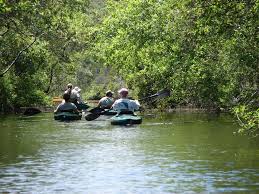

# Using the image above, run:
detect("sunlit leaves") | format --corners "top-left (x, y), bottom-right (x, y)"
top-left (95, 0), bottom-right (259, 135)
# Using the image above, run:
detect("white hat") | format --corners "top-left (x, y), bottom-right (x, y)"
top-left (118, 88), bottom-right (128, 94)
top-left (74, 86), bottom-right (81, 92)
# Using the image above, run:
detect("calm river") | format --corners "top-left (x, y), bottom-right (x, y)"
top-left (0, 112), bottom-right (258, 193)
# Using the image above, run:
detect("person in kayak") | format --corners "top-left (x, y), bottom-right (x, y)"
top-left (55, 93), bottom-right (79, 113)
top-left (70, 86), bottom-right (83, 105)
top-left (97, 90), bottom-right (114, 109)
top-left (65, 83), bottom-right (73, 96)
top-left (112, 88), bottom-right (140, 113)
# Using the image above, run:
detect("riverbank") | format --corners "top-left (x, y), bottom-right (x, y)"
top-left (2, 105), bottom-right (228, 115)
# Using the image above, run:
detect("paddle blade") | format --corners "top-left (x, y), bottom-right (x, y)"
top-left (139, 89), bottom-right (171, 102)
top-left (85, 113), bottom-right (101, 121)
top-left (89, 107), bottom-right (104, 114)
top-left (156, 89), bottom-right (170, 99)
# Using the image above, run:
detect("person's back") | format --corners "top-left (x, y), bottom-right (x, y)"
top-left (112, 98), bottom-right (139, 112)
top-left (112, 88), bottom-right (140, 112)
top-left (98, 90), bottom-right (114, 109)
top-left (55, 93), bottom-right (78, 113)
top-left (56, 102), bottom-right (78, 112)
top-left (70, 86), bottom-right (82, 104)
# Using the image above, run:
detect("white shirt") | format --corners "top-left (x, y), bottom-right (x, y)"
top-left (70, 89), bottom-right (82, 103)
top-left (112, 98), bottom-right (140, 112)
top-left (98, 96), bottom-right (114, 108)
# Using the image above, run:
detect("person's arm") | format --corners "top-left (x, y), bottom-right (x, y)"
top-left (131, 100), bottom-right (140, 111)
top-left (73, 104), bottom-right (80, 113)
top-left (135, 100), bottom-right (140, 106)
top-left (54, 104), bottom-right (61, 113)
top-left (76, 92), bottom-right (83, 103)
top-left (108, 98), bottom-right (115, 108)
top-left (97, 99), bottom-right (102, 108)
top-left (111, 100), bottom-right (118, 110)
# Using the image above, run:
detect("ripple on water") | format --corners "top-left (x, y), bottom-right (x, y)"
top-left (0, 113), bottom-right (259, 193)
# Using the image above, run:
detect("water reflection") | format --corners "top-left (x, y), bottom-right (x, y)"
top-left (0, 112), bottom-right (258, 193)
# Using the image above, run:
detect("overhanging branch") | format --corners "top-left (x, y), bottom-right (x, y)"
top-left (0, 35), bottom-right (38, 77)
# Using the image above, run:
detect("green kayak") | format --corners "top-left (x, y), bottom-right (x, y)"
top-left (110, 113), bottom-right (142, 125)
top-left (88, 107), bottom-right (117, 115)
top-left (54, 112), bottom-right (82, 121)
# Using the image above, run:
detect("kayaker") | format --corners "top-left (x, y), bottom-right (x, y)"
top-left (55, 93), bottom-right (79, 113)
top-left (65, 83), bottom-right (73, 96)
top-left (97, 90), bottom-right (114, 109)
top-left (70, 86), bottom-right (82, 105)
top-left (112, 88), bottom-right (140, 112)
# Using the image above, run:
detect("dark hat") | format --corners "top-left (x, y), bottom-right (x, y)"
top-left (67, 83), bottom-right (73, 89)
top-left (106, 90), bottom-right (114, 96)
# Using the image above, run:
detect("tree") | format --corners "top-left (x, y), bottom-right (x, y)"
top-left (0, 0), bottom-right (94, 110)
top-left (95, 0), bottom-right (259, 135)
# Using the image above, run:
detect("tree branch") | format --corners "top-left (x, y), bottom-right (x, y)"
top-left (235, 111), bottom-right (245, 127)
top-left (44, 62), bottom-right (58, 94)
top-left (0, 36), bottom-right (38, 77)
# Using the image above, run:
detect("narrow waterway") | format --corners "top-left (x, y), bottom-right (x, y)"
top-left (0, 112), bottom-right (258, 193)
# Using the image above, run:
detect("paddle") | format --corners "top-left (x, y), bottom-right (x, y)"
top-left (85, 109), bottom-right (105, 121)
top-left (85, 89), bottom-right (170, 121)
top-left (139, 89), bottom-right (170, 101)
top-left (88, 107), bottom-right (105, 114)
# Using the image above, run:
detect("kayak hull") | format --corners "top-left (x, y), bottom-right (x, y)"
top-left (89, 107), bottom-right (117, 115)
top-left (110, 114), bottom-right (142, 125)
top-left (103, 109), bottom-right (117, 115)
top-left (54, 112), bottom-right (82, 121)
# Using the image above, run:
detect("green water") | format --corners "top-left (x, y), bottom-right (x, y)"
top-left (0, 112), bottom-right (258, 193)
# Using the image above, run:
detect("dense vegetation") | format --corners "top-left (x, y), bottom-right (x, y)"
top-left (95, 0), bottom-right (258, 136)
top-left (0, 0), bottom-right (99, 110)
top-left (0, 0), bottom-right (258, 136)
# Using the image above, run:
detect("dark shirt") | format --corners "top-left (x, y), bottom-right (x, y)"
top-left (55, 102), bottom-right (77, 112)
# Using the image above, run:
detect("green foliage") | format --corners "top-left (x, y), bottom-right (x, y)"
top-left (233, 105), bottom-right (259, 137)
top-left (83, 85), bottom-right (103, 100)
top-left (0, 76), bottom-right (13, 112)
top-left (0, 0), bottom-right (97, 110)
top-left (94, 0), bottom-right (259, 135)
top-left (1, 0), bottom-right (258, 136)
top-left (12, 75), bottom-right (49, 107)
